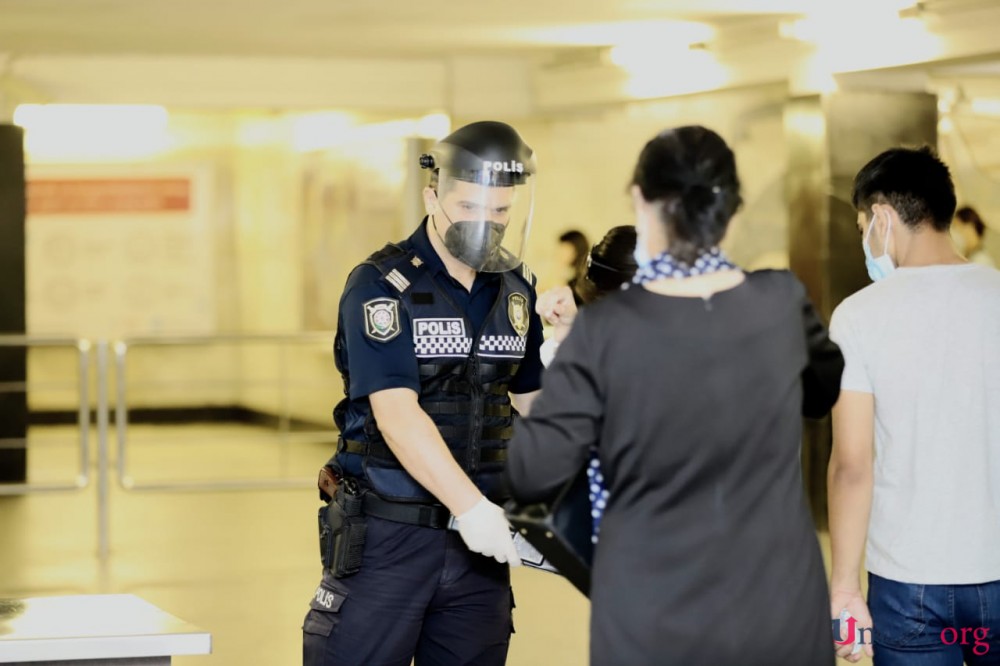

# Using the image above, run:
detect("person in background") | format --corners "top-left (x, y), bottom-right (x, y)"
top-left (953, 205), bottom-right (995, 268)
top-left (538, 225), bottom-right (637, 363)
top-left (536, 225), bottom-right (637, 540)
top-left (557, 229), bottom-right (590, 306)
top-left (828, 148), bottom-right (1000, 664)
top-left (507, 125), bottom-right (843, 665)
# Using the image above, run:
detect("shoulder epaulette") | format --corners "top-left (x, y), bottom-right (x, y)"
top-left (364, 243), bottom-right (407, 268)
top-left (515, 262), bottom-right (537, 289)
top-left (364, 243), bottom-right (427, 295)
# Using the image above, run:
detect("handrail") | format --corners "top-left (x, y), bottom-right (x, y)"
top-left (0, 336), bottom-right (91, 495)
top-left (120, 332), bottom-right (335, 346)
top-left (114, 332), bottom-right (338, 492)
top-left (0, 333), bottom-right (339, 574)
top-left (96, 341), bottom-right (110, 563)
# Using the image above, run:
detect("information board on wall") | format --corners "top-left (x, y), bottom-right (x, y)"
top-left (26, 167), bottom-right (216, 338)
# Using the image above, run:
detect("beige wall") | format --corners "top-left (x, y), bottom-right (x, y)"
top-left (26, 113), bottom-right (241, 411)
top-left (235, 126), bottom-right (411, 424)
top-left (940, 113), bottom-right (1000, 264)
top-left (24, 111), bottom-right (405, 425)
top-left (509, 84), bottom-right (791, 293)
top-left (25, 87), bottom-right (1000, 422)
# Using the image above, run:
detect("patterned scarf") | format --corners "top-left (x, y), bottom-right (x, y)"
top-left (632, 246), bottom-right (737, 285)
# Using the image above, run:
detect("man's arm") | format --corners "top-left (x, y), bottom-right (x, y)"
top-left (508, 292), bottom-right (546, 395)
top-left (828, 390), bottom-right (877, 661)
top-left (828, 390), bottom-right (875, 592)
top-left (370, 387), bottom-right (521, 565)
top-left (826, 303), bottom-right (876, 660)
top-left (369, 387), bottom-right (482, 516)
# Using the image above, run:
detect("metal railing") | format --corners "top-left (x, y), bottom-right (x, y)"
top-left (0, 335), bottom-right (92, 495)
top-left (113, 332), bottom-right (338, 492)
top-left (1, 332), bottom-right (340, 570)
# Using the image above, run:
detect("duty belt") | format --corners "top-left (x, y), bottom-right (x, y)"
top-left (340, 438), bottom-right (509, 463)
top-left (362, 493), bottom-right (451, 529)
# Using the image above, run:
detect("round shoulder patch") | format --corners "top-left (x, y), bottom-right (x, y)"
top-left (363, 298), bottom-right (401, 342)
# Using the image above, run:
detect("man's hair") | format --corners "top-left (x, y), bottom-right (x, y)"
top-left (955, 205), bottom-right (987, 238)
top-left (427, 169), bottom-right (455, 197)
top-left (852, 146), bottom-right (956, 231)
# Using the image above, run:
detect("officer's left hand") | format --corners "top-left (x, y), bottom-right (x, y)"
top-left (536, 286), bottom-right (578, 342)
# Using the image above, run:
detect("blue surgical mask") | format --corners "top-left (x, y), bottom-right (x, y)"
top-left (863, 214), bottom-right (895, 282)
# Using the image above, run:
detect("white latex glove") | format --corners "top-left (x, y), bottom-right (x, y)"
top-left (455, 497), bottom-right (522, 566)
top-left (539, 337), bottom-right (559, 368)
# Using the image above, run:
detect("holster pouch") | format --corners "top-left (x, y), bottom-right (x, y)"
top-left (319, 480), bottom-right (367, 578)
top-left (317, 465), bottom-right (339, 503)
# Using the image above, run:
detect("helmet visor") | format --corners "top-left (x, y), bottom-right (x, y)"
top-left (430, 165), bottom-right (535, 273)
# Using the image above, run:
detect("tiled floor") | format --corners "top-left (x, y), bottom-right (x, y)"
top-left (1, 424), bottom-right (868, 665)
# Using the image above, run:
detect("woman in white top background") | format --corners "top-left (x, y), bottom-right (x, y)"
top-left (953, 205), bottom-right (996, 267)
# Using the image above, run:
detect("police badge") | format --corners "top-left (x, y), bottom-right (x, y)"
top-left (508, 292), bottom-right (529, 338)
top-left (363, 298), bottom-right (401, 342)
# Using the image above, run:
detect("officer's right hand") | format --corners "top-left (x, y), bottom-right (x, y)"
top-left (455, 497), bottom-right (522, 567)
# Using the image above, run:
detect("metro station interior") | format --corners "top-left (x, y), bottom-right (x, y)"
top-left (2, 1), bottom-right (1000, 664)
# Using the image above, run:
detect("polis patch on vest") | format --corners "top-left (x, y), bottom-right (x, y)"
top-left (413, 318), bottom-right (466, 338)
top-left (363, 298), bottom-right (401, 342)
top-left (508, 292), bottom-right (529, 337)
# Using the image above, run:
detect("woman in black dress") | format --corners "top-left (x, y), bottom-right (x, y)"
top-left (507, 126), bottom-right (843, 666)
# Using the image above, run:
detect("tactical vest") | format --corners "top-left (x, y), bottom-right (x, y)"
top-left (333, 243), bottom-right (537, 504)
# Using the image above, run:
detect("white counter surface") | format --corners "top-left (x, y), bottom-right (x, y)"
top-left (0, 595), bottom-right (211, 663)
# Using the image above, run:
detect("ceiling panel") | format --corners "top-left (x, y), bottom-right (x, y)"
top-left (0, 0), bottom-right (807, 57)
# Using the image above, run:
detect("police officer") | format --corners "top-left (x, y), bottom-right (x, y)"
top-left (303, 121), bottom-right (545, 666)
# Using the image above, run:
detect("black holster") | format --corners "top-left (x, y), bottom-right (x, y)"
top-left (318, 480), bottom-right (367, 578)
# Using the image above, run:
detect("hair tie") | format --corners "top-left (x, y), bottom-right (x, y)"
top-left (678, 178), bottom-right (721, 197)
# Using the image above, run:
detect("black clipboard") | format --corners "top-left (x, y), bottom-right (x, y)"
top-left (506, 467), bottom-right (594, 597)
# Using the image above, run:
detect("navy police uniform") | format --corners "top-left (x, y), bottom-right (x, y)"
top-left (302, 218), bottom-right (544, 666)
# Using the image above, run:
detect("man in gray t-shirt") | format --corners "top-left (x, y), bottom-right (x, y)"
top-left (827, 146), bottom-right (1000, 665)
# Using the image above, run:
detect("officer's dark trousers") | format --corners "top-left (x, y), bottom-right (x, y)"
top-left (303, 516), bottom-right (514, 666)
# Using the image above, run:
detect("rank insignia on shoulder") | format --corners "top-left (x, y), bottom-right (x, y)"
top-left (363, 298), bottom-right (401, 342)
top-left (521, 263), bottom-right (535, 286)
top-left (384, 268), bottom-right (410, 293)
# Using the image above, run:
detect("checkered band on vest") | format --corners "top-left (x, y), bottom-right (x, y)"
top-left (479, 335), bottom-right (527, 354)
top-left (414, 336), bottom-right (474, 357)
